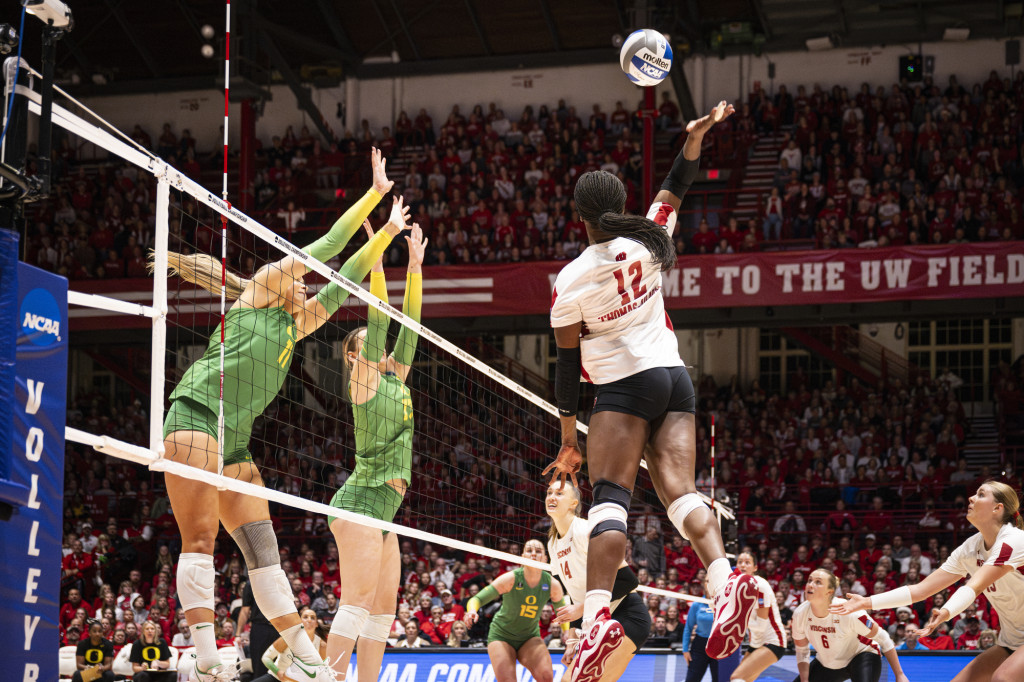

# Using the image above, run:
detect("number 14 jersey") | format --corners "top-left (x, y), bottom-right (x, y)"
top-left (550, 202), bottom-right (683, 385)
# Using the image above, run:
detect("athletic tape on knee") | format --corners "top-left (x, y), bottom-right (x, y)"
top-left (360, 614), bottom-right (394, 643)
top-left (667, 493), bottom-right (707, 541)
top-left (248, 565), bottom-right (298, 620)
top-left (330, 605), bottom-right (370, 640)
top-left (590, 480), bottom-right (632, 537)
top-left (230, 520), bottom-right (279, 569)
top-left (177, 553), bottom-right (215, 612)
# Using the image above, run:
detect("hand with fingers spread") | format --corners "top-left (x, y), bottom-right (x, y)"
top-left (406, 223), bottom-right (428, 273)
top-left (543, 443), bottom-right (582, 490)
top-left (383, 196), bottom-right (412, 238)
top-left (371, 146), bottom-right (393, 196)
top-left (686, 100), bottom-right (736, 135)
top-left (830, 593), bottom-right (870, 616)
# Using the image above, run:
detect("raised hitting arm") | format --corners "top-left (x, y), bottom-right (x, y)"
top-left (652, 101), bottom-right (735, 213)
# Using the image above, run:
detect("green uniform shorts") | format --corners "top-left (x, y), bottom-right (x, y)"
top-left (328, 481), bottom-right (404, 533)
top-left (487, 626), bottom-right (541, 651)
top-left (163, 397), bottom-right (252, 466)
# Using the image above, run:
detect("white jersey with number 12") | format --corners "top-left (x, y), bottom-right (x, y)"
top-left (550, 202), bottom-right (682, 385)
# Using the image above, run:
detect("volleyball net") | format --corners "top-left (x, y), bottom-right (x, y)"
top-left (12, 60), bottom-right (731, 612)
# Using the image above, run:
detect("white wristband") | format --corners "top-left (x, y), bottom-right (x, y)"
top-left (874, 628), bottom-right (895, 653)
top-left (795, 644), bottom-right (811, 664)
top-left (943, 585), bottom-right (977, 621)
top-left (870, 586), bottom-right (913, 611)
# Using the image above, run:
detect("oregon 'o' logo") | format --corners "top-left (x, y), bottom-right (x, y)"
top-left (19, 287), bottom-right (63, 346)
top-left (143, 646), bottom-right (161, 661)
top-left (84, 648), bottom-right (104, 664)
top-left (525, 595), bottom-right (537, 605)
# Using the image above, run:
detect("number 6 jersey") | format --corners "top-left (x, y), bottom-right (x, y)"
top-left (939, 524), bottom-right (1024, 649)
top-left (791, 599), bottom-right (882, 669)
top-left (550, 202), bottom-right (683, 385)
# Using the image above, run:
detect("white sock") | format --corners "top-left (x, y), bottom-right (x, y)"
top-left (191, 622), bottom-right (220, 670)
top-left (707, 558), bottom-right (732, 599)
top-left (281, 623), bottom-right (323, 666)
top-left (583, 589), bottom-right (612, 628)
top-left (732, 678), bottom-right (748, 682)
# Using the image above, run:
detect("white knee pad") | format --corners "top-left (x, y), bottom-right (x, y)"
top-left (330, 605), bottom-right (370, 640)
top-left (177, 553), bottom-right (215, 612)
top-left (248, 565), bottom-right (298, 620)
top-left (360, 614), bottom-right (394, 643)
top-left (667, 493), bottom-right (708, 541)
top-left (589, 504), bottom-right (629, 538)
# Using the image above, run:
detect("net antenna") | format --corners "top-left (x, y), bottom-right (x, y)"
top-left (216, 0), bottom-right (232, 483)
top-left (19, 55), bottom-right (729, 604)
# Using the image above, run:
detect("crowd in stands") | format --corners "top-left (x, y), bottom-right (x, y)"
top-left (58, 355), bottom-right (1024, 663)
top-left (21, 70), bottom-right (1023, 283)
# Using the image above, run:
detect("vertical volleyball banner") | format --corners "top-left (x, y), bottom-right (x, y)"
top-left (0, 256), bottom-right (67, 682)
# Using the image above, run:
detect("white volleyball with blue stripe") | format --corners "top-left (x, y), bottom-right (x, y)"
top-left (619, 28), bottom-right (673, 87)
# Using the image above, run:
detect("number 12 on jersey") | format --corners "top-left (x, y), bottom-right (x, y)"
top-left (612, 261), bottom-right (646, 305)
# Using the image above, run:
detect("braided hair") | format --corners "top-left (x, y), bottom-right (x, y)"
top-left (573, 170), bottom-right (676, 271)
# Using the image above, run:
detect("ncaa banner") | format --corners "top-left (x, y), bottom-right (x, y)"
top-left (0, 261), bottom-right (67, 682)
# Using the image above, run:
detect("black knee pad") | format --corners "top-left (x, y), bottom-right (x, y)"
top-left (590, 480), bottom-right (632, 538)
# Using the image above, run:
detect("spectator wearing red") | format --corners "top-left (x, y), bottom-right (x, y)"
top-left (858, 534), bottom-right (882, 574)
top-left (690, 219), bottom-right (718, 253)
top-left (63, 539), bottom-right (95, 596)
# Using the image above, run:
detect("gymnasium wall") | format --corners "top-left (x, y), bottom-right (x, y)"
top-left (75, 38), bottom-right (1017, 149)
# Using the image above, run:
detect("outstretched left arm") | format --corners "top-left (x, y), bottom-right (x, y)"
top-left (302, 147), bottom-right (392, 265)
top-left (652, 101), bottom-right (735, 212)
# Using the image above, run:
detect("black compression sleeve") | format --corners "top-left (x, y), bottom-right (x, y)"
top-left (611, 566), bottom-right (640, 601)
top-left (554, 345), bottom-right (581, 417)
top-left (660, 153), bottom-right (700, 198)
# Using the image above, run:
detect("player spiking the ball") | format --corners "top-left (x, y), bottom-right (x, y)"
top-left (544, 101), bottom-right (759, 682)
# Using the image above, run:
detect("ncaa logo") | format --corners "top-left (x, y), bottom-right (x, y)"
top-left (20, 287), bottom-right (63, 346)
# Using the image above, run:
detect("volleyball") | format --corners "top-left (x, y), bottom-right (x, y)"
top-left (619, 28), bottom-right (673, 87)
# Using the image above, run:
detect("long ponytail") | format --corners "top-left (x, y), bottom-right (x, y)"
top-left (596, 212), bottom-right (677, 271)
top-left (573, 170), bottom-right (676, 271)
top-left (150, 251), bottom-right (250, 300)
top-left (985, 479), bottom-right (1023, 529)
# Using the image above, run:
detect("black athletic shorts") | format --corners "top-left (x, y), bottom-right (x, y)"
top-left (792, 652), bottom-right (881, 682)
top-left (750, 643), bottom-right (786, 660)
top-left (593, 366), bottom-right (696, 421)
top-left (612, 592), bottom-right (652, 651)
top-left (568, 591), bottom-right (651, 653)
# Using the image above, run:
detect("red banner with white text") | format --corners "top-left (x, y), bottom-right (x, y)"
top-left (68, 242), bottom-right (1024, 331)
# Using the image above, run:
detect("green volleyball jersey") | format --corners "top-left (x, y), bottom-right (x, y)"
top-left (489, 568), bottom-right (552, 642)
top-left (170, 306), bottom-right (296, 439)
top-left (347, 372), bottom-right (413, 486)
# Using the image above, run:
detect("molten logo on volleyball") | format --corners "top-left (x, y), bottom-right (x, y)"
top-left (619, 29), bottom-right (673, 87)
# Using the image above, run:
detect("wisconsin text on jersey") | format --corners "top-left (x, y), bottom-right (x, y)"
top-left (597, 285), bottom-right (661, 322)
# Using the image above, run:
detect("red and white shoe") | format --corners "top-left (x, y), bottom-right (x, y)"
top-left (567, 608), bottom-right (624, 682)
top-left (706, 572), bottom-right (757, 659)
